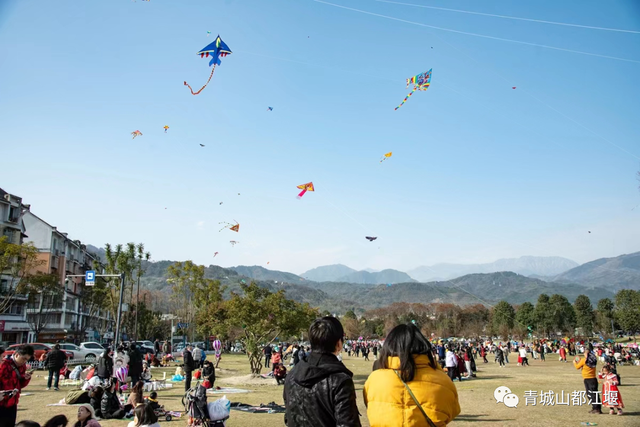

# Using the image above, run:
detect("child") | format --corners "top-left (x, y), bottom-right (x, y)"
top-left (599, 365), bottom-right (624, 415)
top-left (145, 391), bottom-right (162, 411)
top-left (202, 360), bottom-right (215, 388)
top-left (273, 363), bottom-right (287, 385)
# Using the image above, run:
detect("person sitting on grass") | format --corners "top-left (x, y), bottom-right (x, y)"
top-left (101, 380), bottom-right (133, 419)
top-left (128, 403), bottom-right (160, 427)
top-left (273, 363), bottom-right (287, 385)
top-left (88, 386), bottom-right (104, 418)
top-left (43, 414), bottom-right (68, 427)
top-left (202, 360), bottom-right (215, 388)
top-left (127, 381), bottom-right (145, 408)
top-left (145, 391), bottom-right (162, 411)
top-left (75, 404), bottom-right (101, 427)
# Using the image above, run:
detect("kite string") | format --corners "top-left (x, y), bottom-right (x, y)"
top-left (184, 64), bottom-right (217, 96)
top-left (311, 0), bottom-right (640, 64)
top-left (370, 0), bottom-right (640, 34)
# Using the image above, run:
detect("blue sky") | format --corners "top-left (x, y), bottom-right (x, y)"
top-left (1, 0), bottom-right (639, 274)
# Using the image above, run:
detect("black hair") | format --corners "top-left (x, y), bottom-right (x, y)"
top-left (149, 391), bottom-right (158, 399)
top-left (54, 344), bottom-right (61, 350)
top-left (15, 345), bottom-right (34, 357)
top-left (309, 316), bottom-right (344, 354)
top-left (135, 404), bottom-right (158, 427)
top-left (43, 415), bottom-right (68, 427)
top-left (17, 422), bottom-right (40, 427)
top-left (89, 386), bottom-right (103, 400)
top-left (378, 323), bottom-right (437, 382)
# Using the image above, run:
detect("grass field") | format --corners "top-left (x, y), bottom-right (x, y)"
top-left (17, 353), bottom-right (639, 427)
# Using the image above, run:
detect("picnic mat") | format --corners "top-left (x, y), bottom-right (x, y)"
top-left (208, 387), bottom-right (251, 394)
top-left (47, 403), bottom-right (88, 407)
top-left (230, 402), bottom-right (285, 414)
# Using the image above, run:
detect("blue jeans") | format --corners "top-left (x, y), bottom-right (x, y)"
top-left (47, 368), bottom-right (60, 388)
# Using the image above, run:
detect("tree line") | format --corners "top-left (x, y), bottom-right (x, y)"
top-left (338, 291), bottom-right (640, 340)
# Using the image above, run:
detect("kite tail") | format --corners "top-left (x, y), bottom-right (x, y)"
top-left (297, 189), bottom-right (307, 199)
top-left (394, 86), bottom-right (418, 110)
top-left (184, 64), bottom-right (217, 95)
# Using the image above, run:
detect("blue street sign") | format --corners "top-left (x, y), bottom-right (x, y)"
top-left (85, 270), bottom-right (96, 286)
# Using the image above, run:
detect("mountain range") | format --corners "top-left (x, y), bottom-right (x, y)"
top-left (89, 247), bottom-right (639, 314)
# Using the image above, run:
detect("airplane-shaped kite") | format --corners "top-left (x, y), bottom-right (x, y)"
top-left (184, 35), bottom-right (232, 95)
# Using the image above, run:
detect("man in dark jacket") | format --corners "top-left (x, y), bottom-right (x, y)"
top-left (154, 339), bottom-right (161, 355)
top-left (128, 344), bottom-right (143, 385)
top-left (183, 344), bottom-right (196, 392)
top-left (44, 344), bottom-right (66, 391)
top-left (263, 345), bottom-right (272, 368)
top-left (284, 316), bottom-right (361, 427)
top-left (96, 348), bottom-right (113, 380)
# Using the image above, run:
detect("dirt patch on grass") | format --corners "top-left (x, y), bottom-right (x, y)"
top-left (218, 374), bottom-right (276, 387)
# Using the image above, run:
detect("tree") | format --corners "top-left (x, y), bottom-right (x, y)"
top-left (574, 295), bottom-right (595, 336)
top-left (167, 261), bottom-right (226, 341)
top-left (515, 302), bottom-right (535, 337)
top-left (615, 290), bottom-right (640, 338)
top-left (491, 301), bottom-right (515, 338)
top-left (26, 273), bottom-right (62, 339)
top-left (224, 282), bottom-right (318, 374)
top-left (103, 242), bottom-right (150, 338)
top-left (596, 298), bottom-right (615, 334)
top-left (0, 236), bottom-right (48, 314)
top-left (534, 294), bottom-right (553, 337)
top-left (343, 309), bottom-right (357, 320)
top-left (548, 294), bottom-right (576, 334)
top-left (72, 268), bottom-right (110, 342)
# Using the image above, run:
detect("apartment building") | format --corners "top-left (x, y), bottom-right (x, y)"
top-left (0, 188), bottom-right (31, 344)
top-left (22, 211), bottom-right (114, 343)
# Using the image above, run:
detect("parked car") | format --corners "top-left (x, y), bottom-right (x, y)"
top-left (135, 340), bottom-right (155, 352)
top-left (78, 342), bottom-right (105, 360)
top-left (56, 343), bottom-right (97, 361)
top-left (5, 343), bottom-right (73, 361)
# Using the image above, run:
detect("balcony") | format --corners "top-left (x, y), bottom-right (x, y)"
top-left (50, 255), bottom-right (59, 269)
top-left (7, 216), bottom-right (19, 224)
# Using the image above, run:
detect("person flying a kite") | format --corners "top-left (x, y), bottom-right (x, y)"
top-left (395, 69), bottom-right (432, 110)
top-left (184, 35), bottom-right (232, 96)
top-left (297, 182), bottom-right (315, 199)
top-left (219, 221), bottom-right (239, 232)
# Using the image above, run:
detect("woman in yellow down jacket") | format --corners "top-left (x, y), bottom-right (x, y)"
top-left (363, 324), bottom-right (460, 426)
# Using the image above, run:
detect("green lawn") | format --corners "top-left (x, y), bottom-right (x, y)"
top-left (17, 353), bottom-right (639, 426)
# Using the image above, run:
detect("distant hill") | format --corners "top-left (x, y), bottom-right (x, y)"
top-left (301, 264), bottom-right (357, 282)
top-left (553, 252), bottom-right (640, 291)
top-left (301, 272), bottom-right (614, 310)
top-left (338, 269), bottom-right (416, 285)
top-left (408, 256), bottom-right (579, 281)
top-left (230, 265), bottom-right (304, 283)
top-left (86, 244), bottom-right (107, 263)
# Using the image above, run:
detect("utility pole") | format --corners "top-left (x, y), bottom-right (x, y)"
top-left (114, 273), bottom-right (126, 346)
top-left (134, 273), bottom-right (141, 343)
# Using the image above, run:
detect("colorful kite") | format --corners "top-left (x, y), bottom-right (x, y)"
top-left (380, 152), bottom-right (392, 163)
top-left (365, 236), bottom-right (378, 242)
top-left (163, 125), bottom-right (169, 133)
top-left (395, 68), bottom-right (432, 110)
top-left (219, 220), bottom-right (239, 232)
top-left (267, 107), bottom-right (273, 111)
top-left (297, 182), bottom-right (315, 199)
top-left (131, 130), bottom-right (142, 139)
top-left (184, 35), bottom-right (232, 96)
top-left (207, 31), bottom-right (211, 36)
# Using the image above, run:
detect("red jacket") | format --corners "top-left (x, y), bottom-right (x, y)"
top-left (0, 357), bottom-right (31, 407)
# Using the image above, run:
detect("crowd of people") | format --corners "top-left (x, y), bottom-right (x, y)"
top-left (0, 323), bottom-right (636, 426)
